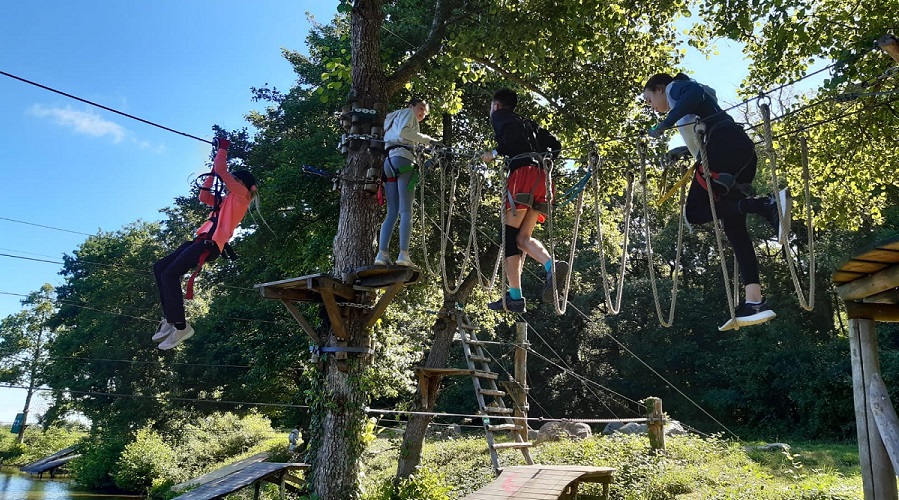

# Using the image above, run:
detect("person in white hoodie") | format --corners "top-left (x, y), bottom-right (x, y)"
top-left (375, 98), bottom-right (441, 267)
top-left (643, 73), bottom-right (791, 331)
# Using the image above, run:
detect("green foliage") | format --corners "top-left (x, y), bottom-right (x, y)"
top-left (366, 467), bottom-right (452, 500)
top-left (361, 434), bottom-right (861, 499)
top-left (71, 435), bottom-right (127, 490)
top-left (170, 412), bottom-right (276, 476)
top-left (114, 427), bottom-right (177, 492)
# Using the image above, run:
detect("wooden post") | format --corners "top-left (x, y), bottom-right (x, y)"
top-left (645, 397), bottom-right (665, 452)
top-left (514, 322), bottom-right (530, 445)
top-left (849, 318), bottom-right (898, 499)
top-left (869, 372), bottom-right (899, 474)
top-left (877, 35), bottom-right (899, 62)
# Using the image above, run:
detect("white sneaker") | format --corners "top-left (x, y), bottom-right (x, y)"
top-left (374, 251), bottom-right (392, 266)
top-left (396, 251), bottom-right (416, 267)
top-left (158, 323), bottom-right (194, 350)
top-left (152, 318), bottom-right (175, 342)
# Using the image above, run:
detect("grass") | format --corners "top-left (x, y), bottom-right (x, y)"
top-left (360, 433), bottom-right (865, 500)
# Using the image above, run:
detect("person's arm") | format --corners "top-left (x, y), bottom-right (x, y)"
top-left (198, 171), bottom-right (216, 206)
top-left (212, 149), bottom-right (250, 198)
top-left (659, 81), bottom-right (706, 129)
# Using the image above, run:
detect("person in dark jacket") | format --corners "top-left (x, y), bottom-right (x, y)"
top-left (643, 72), bottom-right (791, 331)
top-left (480, 88), bottom-right (567, 313)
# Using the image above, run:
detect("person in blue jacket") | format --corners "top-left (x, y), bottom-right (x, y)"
top-left (643, 72), bottom-right (791, 331)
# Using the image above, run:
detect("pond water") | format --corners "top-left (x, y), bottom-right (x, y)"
top-left (0, 468), bottom-right (141, 500)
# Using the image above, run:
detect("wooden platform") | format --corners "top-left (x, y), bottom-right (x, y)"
top-left (172, 452), bottom-right (270, 493)
top-left (20, 446), bottom-right (80, 476)
top-left (171, 462), bottom-right (309, 500)
top-left (834, 237), bottom-right (899, 320)
top-left (462, 465), bottom-right (615, 500)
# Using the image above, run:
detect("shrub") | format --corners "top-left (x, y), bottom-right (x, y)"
top-left (366, 467), bottom-right (452, 500)
top-left (114, 427), bottom-right (178, 492)
top-left (70, 437), bottom-right (126, 490)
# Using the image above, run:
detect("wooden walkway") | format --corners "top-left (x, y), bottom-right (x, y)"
top-left (171, 462), bottom-right (309, 500)
top-left (463, 465), bottom-right (615, 500)
top-left (20, 446), bottom-right (80, 476)
top-left (171, 452), bottom-right (270, 493)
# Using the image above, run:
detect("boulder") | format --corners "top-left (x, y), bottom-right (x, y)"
top-left (603, 419), bottom-right (689, 436)
top-left (535, 421), bottom-right (592, 444)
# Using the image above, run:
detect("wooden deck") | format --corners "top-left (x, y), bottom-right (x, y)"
top-left (834, 237), bottom-right (899, 320)
top-left (171, 462), bottom-right (308, 500)
top-left (463, 465), bottom-right (615, 500)
top-left (171, 452), bottom-right (270, 492)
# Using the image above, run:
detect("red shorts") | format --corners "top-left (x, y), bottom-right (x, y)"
top-left (505, 165), bottom-right (554, 222)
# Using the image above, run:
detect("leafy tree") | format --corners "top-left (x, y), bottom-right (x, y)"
top-left (0, 283), bottom-right (56, 442)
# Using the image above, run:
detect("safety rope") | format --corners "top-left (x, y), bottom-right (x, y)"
top-left (637, 142), bottom-right (687, 327)
top-left (543, 154), bottom-right (580, 315)
top-left (695, 127), bottom-right (739, 327)
top-left (592, 152), bottom-right (635, 315)
top-left (759, 101), bottom-right (816, 311)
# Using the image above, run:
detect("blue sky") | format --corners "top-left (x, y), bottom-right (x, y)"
top-left (0, 4), bottom-right (748, 424)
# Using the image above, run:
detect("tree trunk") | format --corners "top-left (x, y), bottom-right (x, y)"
top-left (309, 1), bottom-right (386, 498)
top-left (17, 331), bottom-right (44, 443)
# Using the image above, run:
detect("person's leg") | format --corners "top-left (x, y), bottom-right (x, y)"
top-left (396, 167), bottom-right (416, 265)
top-left (158, 240), bottom-right (207, 328)
top-left (377, 157), bottom-right (401, 264)
top-left (153, 241), bottom-right (193, 323)
top-left (720, 212), bottom-right (775, 328)
top-left (488, 206), bottom-right (527, 312)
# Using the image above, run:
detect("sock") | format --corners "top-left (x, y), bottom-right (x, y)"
top-left (745, 300), bottom-right (761, 305)
top-left (544, 260), bottom-right (553, 272)
top-left (509, 288), bottom-right (522, 300)
top-left (174, 322), bottom-right (187, 330)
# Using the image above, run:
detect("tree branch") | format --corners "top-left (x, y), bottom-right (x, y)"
top-left (384, 0), bottom-right (458, 97)
top-left (469, 55), bottom-right (585, 130)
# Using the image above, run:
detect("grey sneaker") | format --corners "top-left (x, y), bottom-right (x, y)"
top-left (152, 318), bottom-right (175, 342)
top-left (542, 260), bottom-right (570, 303)
top-left (158, 323), bottom-right (194, 350)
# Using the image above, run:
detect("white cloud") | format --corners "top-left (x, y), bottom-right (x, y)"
top-left (28, 104), bottom-right (126, 143)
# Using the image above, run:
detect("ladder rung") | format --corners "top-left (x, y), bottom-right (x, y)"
top-left (487, 424), bottom-right (522, 431)
top-left (473, 371), bottom-right (498, 379)
top-left (459, 323), bottom-right (476, 330)
top-left (464, 339), bottom-right (484, 346)
top-left (492, 442), bottom-right (533, 450)
top-left (483, 406), bottom-right (514, 414)
top-left (479, 389), bottom-right (506, 397)
top-left (469, 355), bottom-right (490, 363)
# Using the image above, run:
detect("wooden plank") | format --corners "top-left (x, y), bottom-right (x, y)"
top-left (314, 276), bottom-right (357, 300)
top-left (319, 289), bottom-right (347, 340)
top-left (280, 300), bottom-right (320, 345)
top-left (257, 286), bottom-right (318, 302)
top-left (462, 465), bottom-right (614, 500)
top-left (834, 270), bottom-right (868, 285)
top-left (845, 302), bottom-right (899, 322)
top-left (837, 264), bottom-right (899, 301)
top-left (415, 367), bottom-right (475, 377)
top-left (841, 259), bottom-right (891, 274)
top-left (366, 281), bottom-right (405, 329)
top-left (869, 372), bottom-right (899, 475)
top-left (255, 274), bottom-right (330, 290)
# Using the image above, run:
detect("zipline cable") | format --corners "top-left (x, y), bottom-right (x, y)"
top-left (0, 69), bottom-right (212, 144)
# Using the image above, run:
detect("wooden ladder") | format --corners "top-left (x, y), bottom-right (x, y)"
top-left (454, 311), bottom-right (533, 471)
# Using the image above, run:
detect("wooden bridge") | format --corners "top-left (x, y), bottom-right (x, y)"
top-left (171, 459), bottom-right (309, 500)
top-left (19, 446), bottom-right (80, 477)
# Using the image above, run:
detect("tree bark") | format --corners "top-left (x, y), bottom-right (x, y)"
top-left (310, 1), bottom-right (385, 498)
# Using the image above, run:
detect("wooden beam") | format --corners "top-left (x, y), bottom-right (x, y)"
top-left (365, 281), bottom-right (405, 329)
top-left (318, 289), bottom-right (347, 340)
top-left (869, 372), bottom-right (899, 475)
top-left (837, 264), bottom-right (899, 301)
top-left (878, 34), bottom-right (899, 62)
top-left (258, 287), bottom-right (317, 302)
top-left (314, 276), bottom-right (356, 300)
top-left (865, 288), bottom-right (899, 304)
top-left (280, 300), bottom-right (320, 345)
top-left (845, 302), bottom-right (899, 322)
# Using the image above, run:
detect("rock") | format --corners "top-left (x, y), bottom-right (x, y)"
top-left (602, 419), bottom-right (689, 437)
top-left (618, 422), bottom-right (647, 434)
top-left (664, 420), bottom-right (688, 436)
top-left (535, 421), bottom-right (592, 444)
top-left (601, 422), bottom-right (625, 435)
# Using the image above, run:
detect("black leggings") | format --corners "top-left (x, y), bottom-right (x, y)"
top-left (684, 126), bottom-right (760, 286)
top-left (153, 240), bottom-right (219, 325)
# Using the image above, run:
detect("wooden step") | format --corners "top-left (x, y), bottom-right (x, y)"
top-left (486, 424), bottom-right (522, 432)
top-left (463, 339), bottom-right (484, 346)
top-left (492, 442), bottom-right (533, 450)
top-left (483, 406), bottom-right (514, 414)
top-left (469, 355), bottom-right (490, 363)
top-left (458, 322), bottom-right (477, 330)
top-left (479, 389), bottom-right (507, 397)
top-left (473, 371), bottom-right (498, 380)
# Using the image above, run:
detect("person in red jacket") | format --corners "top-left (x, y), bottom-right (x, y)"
top-left (152, 137), bottom-right (256, 349)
